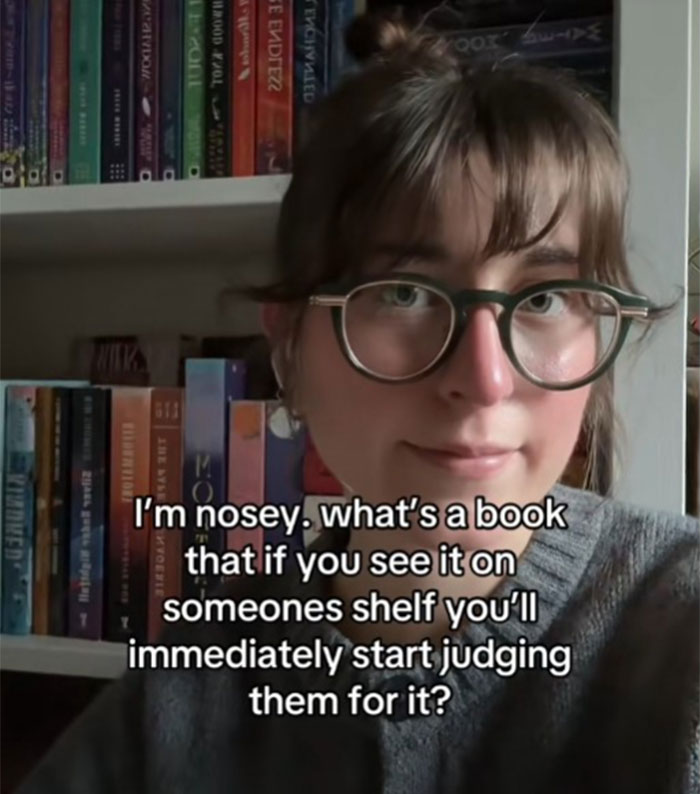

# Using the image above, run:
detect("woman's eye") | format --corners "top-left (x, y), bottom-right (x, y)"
top-left (380, 285), bottom-right (430, 308)
top-left (521, 291), bottom-right (566, 315)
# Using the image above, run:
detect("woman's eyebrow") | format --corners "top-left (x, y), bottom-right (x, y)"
top-left (520, 245), bottom-right (580, 267)
top-left (370, 241), bottom-right (452, 267)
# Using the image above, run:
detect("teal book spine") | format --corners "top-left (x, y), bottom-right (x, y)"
top-left (183, 0), bottom-right (205, 179)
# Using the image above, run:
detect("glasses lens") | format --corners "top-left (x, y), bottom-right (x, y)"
top-left (343, 280), bottom-right (454, 378)
top-left (511, 288), bottom-right (620, 386)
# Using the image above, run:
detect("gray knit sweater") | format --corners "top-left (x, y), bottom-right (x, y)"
top-left (18, 484), bottom-right (700, 794)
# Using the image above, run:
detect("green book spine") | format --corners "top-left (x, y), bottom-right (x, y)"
top-left (183, 0), bottom-right (205, 179)
top-left (69, 0), bottom-right (102, 184)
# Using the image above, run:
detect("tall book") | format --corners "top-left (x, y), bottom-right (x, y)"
top-left (293, 0), bottom-right (328, 153)
top-left (102, 0), bottom-right (135, 183)
top-left (1, 387), bottom-right (37, 635)
top-left (328, 0), bottom-right (354, 91)
top-left (107, 387), bottom-right (152, 643)
top-left (255, 0), bottom-right (293, 174)
top-left (182, 359), bottom-right (246, 600)
top-left (69, 388), bottom-right (110, 640)
top-left (205, 0), bottom-right (231, 177)
top-left (159, 0), bottom-right (184, 179)
top-left (48, 0), bottom-right (70, 184)
top-left (25, 0), bottom-right (50, 186)
top-left (227, 401), bottom-right (264, 571)
top-left (0, 0), bottom-right (26, 187)
top-left (147, 388), bottom-right (183, 642)
top-left (264, 401), bottom-right (305, 553)
top-left (135, 0), bottom-right (159, 181)
top-left (183, 0), bottom-right (206, 178)
top-left (232, 0), bottom-right (256, 176)
top-left (69, 0), bottom-right (103, 183)
top-left (33, 387), bottom-right (54, 634)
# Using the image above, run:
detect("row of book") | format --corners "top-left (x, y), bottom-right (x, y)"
top-left (0, 0), bottom-right (359, 187)
top-left (0, 360), bottom-right (345, 644)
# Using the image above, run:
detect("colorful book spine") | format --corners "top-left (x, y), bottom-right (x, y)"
top-left (159, 0), bottom-right (184, 180)
top-left (107, 387), bottom-right (152, 643)
top-left (1, 387), bottom-right (36, 635)
top-left (48, 0), bottom-right (70, 185)
top-left (69, 388), bottom-right (109, 640)
top-left (227, 401), bottom-right (264, 570)
top-left (25, 0), bottom-right (50, 186)
top-left (0, 0), bottom-right (27, 187)
top-left (49, 387), bottom-right (72, 636)
top-left (293, 0), bottom-right (328, 152)
top-left (147, 388), bottom-right (183, 642)
top-left (232, 0), bottom-right (256, 176)
top-left (182, 359), bottom-right (246, 600)
top-left (33, 387), bottom-right (54, 634)
top-left (256, 0), bottom-right (293, 174)
top-left (135, 0), bottom-right (159, 181)
top-left (183, 0), bottom-right (205, 178)
top-left (328, 0), bottom-right (354, 91)
top-left (205, 0), bottom-right (231, 177)
top-left (102, 0), bottom-right (135, 183)
top-left (69, 0), bottom-right (103, 183)
top-left (264, 401), bottom-right (305, 552)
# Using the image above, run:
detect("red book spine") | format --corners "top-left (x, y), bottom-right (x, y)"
top-left (232, 0), bottom-right (256, 176)
top-left (255, 0), bottom-right (292, 174)
top-left (135, 0), bottom-right (159, 181)
top-left (147, 389), bottom-right (183, 643)
top-left (48, 0), bottom-right (70, 185)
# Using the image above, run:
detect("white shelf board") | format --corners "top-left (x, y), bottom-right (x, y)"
top-left (1, 634), bottom-right (126, 679)
top-left (0, 174), bottom-right (291, 265)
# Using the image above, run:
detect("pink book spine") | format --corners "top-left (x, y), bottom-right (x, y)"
top-left (227, 400), bottom-right (264, 572)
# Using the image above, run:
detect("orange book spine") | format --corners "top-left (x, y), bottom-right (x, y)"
top-left (108, 387), bottom-right (152, 642)
top-left (33, 388), bottom-right (54, 634)
top-left (147, 388), bottom-right (183, 643)
top-left (255, 0), bottom-right (292, 174)
top-left (232, 0), bottom-right (257, 175)
top-left (228, 401), bottom-right (264, 571)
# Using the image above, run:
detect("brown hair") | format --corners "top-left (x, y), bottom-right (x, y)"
top-left (240, 12), bottom-right (667, 495)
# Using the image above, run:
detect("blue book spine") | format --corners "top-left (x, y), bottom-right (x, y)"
top-left (0, 0), bottom-right (27, 187)
top-left (69, 389), bottom-right (109, 639)
top-left (2, 386), bottom-right (36, 635)
top-left (328, 0), bottom-right (354, 91)
top-left (183, 359), bottom-right (246, 599)
top-left (25, 0), bottom-right (50, 186)
top-left (294, 0), bottom-right (328, 149)
top-left (101, 0), bottom-right (135, 183)
top-left (159, 0), bottom-right (183, 179)
top-left (264, 401), bottom-right (306, 554)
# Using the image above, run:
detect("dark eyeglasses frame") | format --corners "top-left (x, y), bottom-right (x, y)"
top-left (308, 273), bottom-right (655, 391)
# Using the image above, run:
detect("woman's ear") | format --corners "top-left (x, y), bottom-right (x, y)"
top-left (260, 302), bottom-right (288, 344)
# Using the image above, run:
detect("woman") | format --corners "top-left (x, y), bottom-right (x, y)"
top-left (19, 14), bottom-right (699, 794)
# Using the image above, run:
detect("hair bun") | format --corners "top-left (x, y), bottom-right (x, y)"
top-left (344, 9), bottom-right (414, 64)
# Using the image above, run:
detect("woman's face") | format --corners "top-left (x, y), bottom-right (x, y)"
top-left (271, 153), bottom-right (593, 550)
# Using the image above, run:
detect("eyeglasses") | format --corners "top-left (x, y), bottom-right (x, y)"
top-left (308, 274), bottom-right (655, 390)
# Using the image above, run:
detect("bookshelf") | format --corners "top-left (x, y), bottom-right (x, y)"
top-left (0, 0), bottom-right (696, 680)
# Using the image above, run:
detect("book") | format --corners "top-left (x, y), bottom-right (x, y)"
top-left (33, 387), bottom-right (54, 633)
top-left (48, 0), bottom-right (70, 185)
top-left (256, 0), bottom-right (293, 174)
top-left (69, 0), bottom-right (103, 184)
top-left (147, 388), bottom-right (183, 642)
top-left (205, 0), bottom-right (231, 177)
top-left (293, 0), bottom-right (328, 152)
top-left (182, 359), bottom-right (246, 599)
top-left (227, 400), bottom-right (265, 570)
top-left (135, 0), bottom-right (159, 181)
top-left (0, 0), bottom-right (27, 187)
top-left (183, 0), bottom-right (206, 178)
top-left (160, 0), bottom-right (184, 180)
top-left (328, 0), bottom-right (354, 91)
top-left (69, 388), bottom-right (110, 640)
top-left (232, 0), bottom-right (257, 176)
top-left (1, 387), bottom-right (37, 635)
top-left (107, 387), bottom-right (152, 642)
top-left (102, 0), bottom-right (135, 183)
top-left (25, 0), bottom-right (50, 187)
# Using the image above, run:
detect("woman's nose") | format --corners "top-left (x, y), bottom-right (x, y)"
top-left (435, 305), bottom-right (516, 405)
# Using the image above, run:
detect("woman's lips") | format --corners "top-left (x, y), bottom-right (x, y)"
top-left (403, 441), bottom-right (518, 478)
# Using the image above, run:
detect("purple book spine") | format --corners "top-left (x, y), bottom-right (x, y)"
top-left (1, 0), bottom-right (27, 187)
top-left (102, 0), bottom-right (135, 182)
top-left (25, 0), bottom-right (50, 186)
top-left (182, 359), bottom-right (246, 600)
top-left (159, 0), bottom-right (183, 179)
top-left (135, 0), bottom-right (159, 181)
